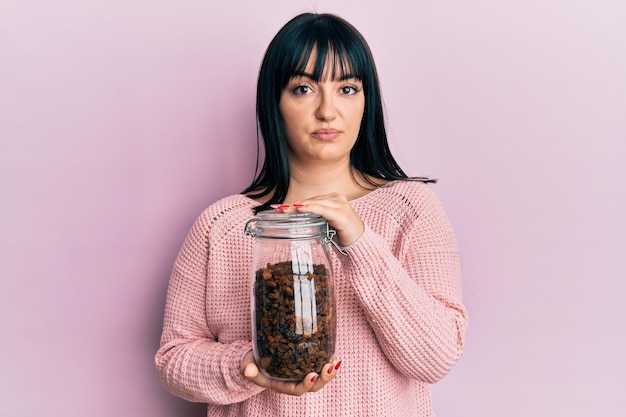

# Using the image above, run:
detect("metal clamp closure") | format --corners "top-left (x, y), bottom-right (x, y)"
top-left (243, 218), bottom-right (258, 237)
top-left (324, 223), bottom-right (350, 257)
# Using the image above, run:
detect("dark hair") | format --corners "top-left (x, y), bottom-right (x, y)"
top-left (243, 13), bottom-right (433, 212)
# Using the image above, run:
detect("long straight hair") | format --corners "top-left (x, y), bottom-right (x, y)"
top-left (243, 13), bottom-right (433, 213)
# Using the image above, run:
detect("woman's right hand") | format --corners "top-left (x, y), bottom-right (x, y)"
top-left (273, 193), bottom-right (364, 246)
top-left (240, 350), bottom-right (340, 396)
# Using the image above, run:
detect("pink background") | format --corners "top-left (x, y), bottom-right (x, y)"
top-left (1, 1), bottom-right (624, 416)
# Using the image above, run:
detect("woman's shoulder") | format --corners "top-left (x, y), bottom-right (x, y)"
top-left (201, 193), bottom-right (255, 216)
top-left (353, 180), bottom-right (453, 244)
top-left (193, 194), bottom-right (256, 230)
top-left (359, 179), bottom-right (449, 221)
top-left (374, 179), bottom-right (440, 204)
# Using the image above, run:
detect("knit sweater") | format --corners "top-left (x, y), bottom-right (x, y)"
top-left (155, 180), bottom-right (468, 417)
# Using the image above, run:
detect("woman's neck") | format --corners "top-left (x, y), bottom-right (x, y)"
top-left (284, 160), bottom-right (377, 203)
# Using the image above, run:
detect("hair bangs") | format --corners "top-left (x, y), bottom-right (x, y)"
top-left (281, 20), bottom-right (367, 86)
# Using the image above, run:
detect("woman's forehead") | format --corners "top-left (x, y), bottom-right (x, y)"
top-left (294, 47), bottom-right (357, 81)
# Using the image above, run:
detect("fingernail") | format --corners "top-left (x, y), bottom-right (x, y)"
top-left (310, 375), bottom-right (317, 382)
top-left (277, 205), bottom-right (290, 210)
top-left (327, 365), bottom-right (334, 375)
top-left (293, 203), bottom-right (304, 208)
top-left (270, 204), bottom-right (280, 209)
top-left (334, 360), bottom-right (342, 371)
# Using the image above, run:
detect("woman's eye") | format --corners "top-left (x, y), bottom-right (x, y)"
top-left (292, 85), bottom-right (312, 95)
top-left (340, 85), bottom-right (361, 95)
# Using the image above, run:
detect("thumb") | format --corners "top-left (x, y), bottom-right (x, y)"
top-left (243, 362), bottom-right (259, 379)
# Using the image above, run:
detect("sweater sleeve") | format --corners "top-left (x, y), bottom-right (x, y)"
top-left (154, 210), bottom-right (264, 404)
top-left (340, 187), bottom-right (468, 383)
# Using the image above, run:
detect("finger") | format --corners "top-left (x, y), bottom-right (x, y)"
top-left (322, 360), bottom-right (341, 380)
top-left (270, 204), bottom-right (293, 212)
top-left (243, 362), bottom-right (272, 390)
top-left (293, 202), bottom-right (350, 221)
top-left (243, 363), bottom-right (284, 391)
top-left (242, 362), bottom-right (259, 379)
top-left (297, 195), bottom-right (346, 209)
top-left (268, 373), bottom-right (318, 396)
top-left (309, 360), bottom-right (341, 392)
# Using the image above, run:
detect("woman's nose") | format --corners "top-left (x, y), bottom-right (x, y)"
top-left (315, 91), bottom-right (337, 121)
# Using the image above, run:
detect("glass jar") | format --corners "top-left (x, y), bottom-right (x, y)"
top-left (244, 211), bottom-right (340, 381)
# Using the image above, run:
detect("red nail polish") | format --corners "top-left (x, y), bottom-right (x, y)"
top-left (293, 203), bottom-right (304, 208)
top-left (277, 205), bottom-right (290, 209)
top-left (334, 360), bottom-right (342, 371)
top-left (327, 365), bottom-right (333, 375)
top-left (310, 375), bottom-right (317, 383)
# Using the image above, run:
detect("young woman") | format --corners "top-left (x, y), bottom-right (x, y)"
top-left (156, 12), bottom-right (468, 417)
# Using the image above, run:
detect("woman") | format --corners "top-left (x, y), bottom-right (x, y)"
top-left (155, 12), bottom-right (468, 417)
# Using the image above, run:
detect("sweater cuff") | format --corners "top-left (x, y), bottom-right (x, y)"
top-left (339, 224), bottom-right (387, 261)
top-left (225, 340), bottom-right (265, 394)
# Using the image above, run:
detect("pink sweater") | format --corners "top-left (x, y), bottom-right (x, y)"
top-left (155, 180), bottom-right (468, 417)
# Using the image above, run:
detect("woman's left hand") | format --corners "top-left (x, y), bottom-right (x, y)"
top-left (275, 193), bottom-right (364, 246)
top-left (241, 350), bottom-right (340, 395)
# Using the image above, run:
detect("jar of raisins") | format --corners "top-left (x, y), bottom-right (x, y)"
top-left (244, 211), bottom-right (342, 381)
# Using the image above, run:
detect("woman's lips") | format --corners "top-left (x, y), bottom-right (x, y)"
top-left (312, 128), bottom-right (340, 140)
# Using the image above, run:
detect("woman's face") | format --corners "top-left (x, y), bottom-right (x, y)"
top-left (279, 53), bottom-right (365, 167)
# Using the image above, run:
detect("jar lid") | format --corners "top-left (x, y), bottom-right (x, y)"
top-left (244, 211), bottom-right (349, 256)
top-left (244, 211), bottom-right (327, 239)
